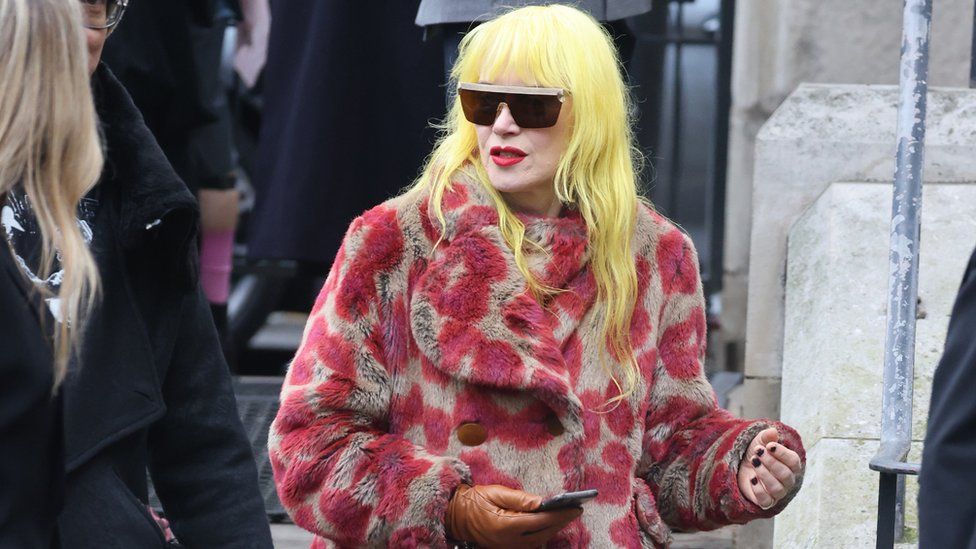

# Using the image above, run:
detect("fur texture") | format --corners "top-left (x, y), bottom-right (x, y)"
top-left (269, 176), bottom-right (805, 548)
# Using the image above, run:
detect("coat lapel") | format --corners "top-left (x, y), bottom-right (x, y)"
top-left (409, 175), bottom-right (593, 432)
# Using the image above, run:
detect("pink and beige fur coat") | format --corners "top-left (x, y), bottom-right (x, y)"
top-left (268, 174), bottom-right (805, 548)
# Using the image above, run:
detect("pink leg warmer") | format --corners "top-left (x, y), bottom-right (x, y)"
top-left (199, 229), bottom-right (235, 304)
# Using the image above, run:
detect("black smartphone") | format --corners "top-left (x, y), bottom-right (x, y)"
top-left (535, 489), bottom-right (598, 512)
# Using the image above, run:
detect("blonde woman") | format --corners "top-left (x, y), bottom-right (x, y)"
top-left (0, 0), bottom-right (101, 545)
top-left (270, 5), bottom-right (805, 548)
top-left (5, 1), bottom-right (274, 547)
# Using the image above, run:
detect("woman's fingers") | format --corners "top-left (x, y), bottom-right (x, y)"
top-left (748, 471), bottom-right (775, 509)
top-left (767, 442), bottom-right (803, 474)
top-left (739, 455), bottom-right (775, 509)
top-left (756, 448), bottom-right (796, 490)
top-left (740, 429), bottom-right (804, 510)
top-left (752, 455), bottom-right (788, 500)
top-left (757, 427), bottom-right (780, 446)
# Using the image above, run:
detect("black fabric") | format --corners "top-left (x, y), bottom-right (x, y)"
top-left (53, 65), bottom-right (272, 549)
top-left (0, 241), bottom-right (62, 549)
top-left (101, 1), bottom-right (237, 194)
top-left (919, 246), bottom-right (976, 549)
top-left (247, 0), bottom-right (445, 270)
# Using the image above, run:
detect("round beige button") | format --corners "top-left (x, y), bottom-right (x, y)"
top-left (456, 422), bottom-right (487, 446)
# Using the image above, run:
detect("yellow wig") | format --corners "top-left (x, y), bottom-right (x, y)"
top-left (411, 4), bottom-right (645, 401)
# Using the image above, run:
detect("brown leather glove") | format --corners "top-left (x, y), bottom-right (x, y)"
top-left (445, 484), bottom-right (583, 548)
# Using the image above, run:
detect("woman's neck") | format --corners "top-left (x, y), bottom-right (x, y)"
top-left (502, 189), bottom-right (563, 218)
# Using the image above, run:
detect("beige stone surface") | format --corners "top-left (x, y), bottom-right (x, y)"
top-left (726, 376), bottom-right (781, 421)
top-left (773, 438), bottom-right (922, 548)
top-left (746, 85), bottom-right (976, 382)
top-left (722, 0), bottom-right (973, 386)
top-left (774, 182), bottom-right (976, 547)
top-left (781, 183), bottom-right (975, 448)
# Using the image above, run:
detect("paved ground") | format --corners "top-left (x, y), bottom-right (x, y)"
top-left (270, 523), bottom-right (315, 548)
top-left (271, 523), bottom-right (738, 548)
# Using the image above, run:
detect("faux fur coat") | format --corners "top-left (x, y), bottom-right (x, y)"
top-left (268, 175), bottom-right (805, 548)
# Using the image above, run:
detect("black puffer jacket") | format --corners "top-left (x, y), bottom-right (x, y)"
top-left (54, 64), bottom-right (272, 549)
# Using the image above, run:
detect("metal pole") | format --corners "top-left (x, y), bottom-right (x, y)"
top-left (877, 473), bottom-right (898, 548)
top-left (873, 0), bottom-right (932, 546)
top-left (708, 0), bottom-right (735, 297)
top-left (970, 0), bottom-right (976, 88)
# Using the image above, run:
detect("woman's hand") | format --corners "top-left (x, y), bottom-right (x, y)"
top-left (445, 484), bottom-right (582, 548)
top-left (737, 427), bottom-right (803, 510)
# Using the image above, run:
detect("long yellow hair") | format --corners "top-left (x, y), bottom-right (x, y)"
top-left (411, 5), bottom-right (644, 401)
top-left (0, 0), bottom-right (103, 386)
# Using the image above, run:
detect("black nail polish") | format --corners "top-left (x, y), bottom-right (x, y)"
top-left (752, 457), bottom-right (762, 467)
top-left (770, 445), bottom-right (777, 453)
top-left (756, 448), bottom-right (765, 457)
top-left (750, 477), bottom-right (759, 486)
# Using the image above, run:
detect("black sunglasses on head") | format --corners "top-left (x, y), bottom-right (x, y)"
top-left (458, 82), bottom-right (568, 129)
top-left (79, 0), bottom-right (128, 30)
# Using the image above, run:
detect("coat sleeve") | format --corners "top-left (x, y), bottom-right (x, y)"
top-left (639, 229), bottom-right (805, 531)
top-left (268, 208), bottom-right (471, 548)
top-left (146, 287), bottom-right (273, 548)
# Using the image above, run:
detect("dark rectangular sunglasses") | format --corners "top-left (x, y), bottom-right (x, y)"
top-left (458, 82), bottom-right (568, 129)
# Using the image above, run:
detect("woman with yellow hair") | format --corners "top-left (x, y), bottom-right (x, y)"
top-left (270, 5), bottom-right (805, 547)
top-left (0, 0), bottom-right (101, 545)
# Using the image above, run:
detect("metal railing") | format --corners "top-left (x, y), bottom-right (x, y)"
top-left (633, 0), bottom-right (733, 299)
top-left (868, 0), bottom-right (932, 546)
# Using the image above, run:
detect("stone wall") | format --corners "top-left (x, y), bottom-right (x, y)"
top-left (727, 83), bottom-right (976, 547)
top-left (776, 182), bottom-right (976, 547)
top-left (722, 0), bottom-right (972, 375)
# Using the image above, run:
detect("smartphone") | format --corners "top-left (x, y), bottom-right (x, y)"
top-left (535, 489), bottom-right (598, 512)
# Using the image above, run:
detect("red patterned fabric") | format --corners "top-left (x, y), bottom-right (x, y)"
top-left (269, 174), bottom-right (805, 548)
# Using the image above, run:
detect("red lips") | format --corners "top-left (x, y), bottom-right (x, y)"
top-left (489, 146), bottom-right (527, 167)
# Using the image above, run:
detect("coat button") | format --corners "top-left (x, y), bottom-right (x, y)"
top-left (546, 415), bottom-right (565, 437)
top-left (457, 422), bottom-right (487, 446)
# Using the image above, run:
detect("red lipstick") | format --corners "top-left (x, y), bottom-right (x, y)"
top-left (490, 146), bottom-right (527, 167)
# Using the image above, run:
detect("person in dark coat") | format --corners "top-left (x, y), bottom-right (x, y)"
top-left (5, 7), bottom-right (274, 548)
top-left (247, 0), bottom-right (446, 272)
top-left (919, 246), bottom-right (976, 549)
top-left (0, 0), bottom-right (104, 547)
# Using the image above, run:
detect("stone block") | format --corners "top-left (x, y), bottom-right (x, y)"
top-left (723, 1), bottom-right (973, 385)
top-left (726, 377), bottom-right (781, 421)
top-left (773, 438), bottom-right (922, 548)
top-left (775, 182), bottom-right (975, 547)
top-left (781, 182), bottom-right (975, 448)
top-left (746, 85), bottom-right (976, 380)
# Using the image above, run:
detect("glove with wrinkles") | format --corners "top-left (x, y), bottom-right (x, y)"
top-left (445, 484), bottom-right (583, 548)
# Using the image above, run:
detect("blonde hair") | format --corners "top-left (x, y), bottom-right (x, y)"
top-left (411, 5), bottom-right (644, 402)
top-left (0, 0), bottom-right (102, 386)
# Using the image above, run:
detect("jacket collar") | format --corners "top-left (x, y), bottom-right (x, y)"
top-left (410, 173), bottom-right (595, 437)
top-left (92, 63), bottom-right (198, 251)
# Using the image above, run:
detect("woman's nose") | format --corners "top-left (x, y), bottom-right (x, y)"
top-left (491, 103), bottom-right (521, 134)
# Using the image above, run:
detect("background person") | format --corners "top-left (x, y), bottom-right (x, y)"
top-left (101, 0), bottom-right (243, 358)
top-left (3, 0), bottom-right (274, 546)
top-left (0, 0), bottom-right (102, 546)
top-left (269, 6), bottom-right (804, 548)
